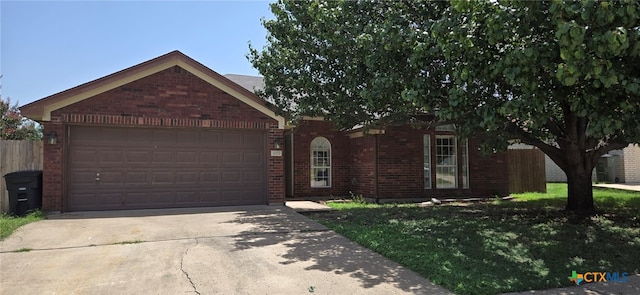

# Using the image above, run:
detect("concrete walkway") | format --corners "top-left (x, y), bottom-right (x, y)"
top-left (593, 183), bottom-right (640, 192)
top-left (286, 200), bottom-right (333, 212)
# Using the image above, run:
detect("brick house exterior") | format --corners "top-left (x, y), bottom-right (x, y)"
top-left (21, 51), bottom-right (510, 212)
top-left (286, 118), bottom-right (510, 202)
top-left (21, 51), bottom-right (285, 212)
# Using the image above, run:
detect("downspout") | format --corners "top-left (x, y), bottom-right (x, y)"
top-left (374, 134), bottom-right (380, 203)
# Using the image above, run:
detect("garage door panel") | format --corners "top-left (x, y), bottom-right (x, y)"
top-left (101, 129), bottom-right (124, 142)
top-left (149, 191), bottom-right (175, 204)
top-left (198, 191), bottom-right (220, 203)
top-left (176, 191), bottom-right (199, 203)
top-left (71, 150), bottom-right (98, 164)
top-left (69, 192), bottom-right (123, 211)
top-left (152, 151), bottom-right (173, 163)
top-left (99, 171), bottom-right (124, 185)
top-left (222, 152), bottom-right (242, 164)
top-left (152, 172), bottom-right (174, 184)
top-left (176, 132), bottom-right (198, 145)
top-left (99, 193), bottom-right (123, 207)
top-left (125, 171), bottom-right (148, 185)
top-left (127, 129), bottom-right (153, 144)
top-left (68, 126), bottom-right (267, 211)
top-left (244, 152), bottom-right (262, 164)
top-left (177, 151), bottom-right (197, 163)
top-left (68, 193), bottom-right (96, 208)
top-left (223, 133), bottom-right (243, 146)
top-left (244, 171), bottom-right (264, 182)
top-left (199, 171), bottom-right (220, 183)
top-left (222, 171), bottom-right (241, 182)
top-left (244, 133), bottom-right (264, 146)
top-left (200, 151), bottom-right (221, 163)
top-left (153, 130), bottom-right (176, 145)
top-left (70, 171), bottom-right (96, 186)
top-left (176, 171), bottom-right (198, 184)
top-left (201, 132), bottom-right (221, 145)
top-left (125, 192), bottom-right (149, 205)
top-left (127, 151), bottom-right (151, 163)
top-left (99, 149), bottom-right (124, 164)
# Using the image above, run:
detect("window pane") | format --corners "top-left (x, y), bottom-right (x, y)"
top-left (424, 135), bottom-right (431, 189)
top-left (462, 139), bottom-right (469, 188)
top-left (310, 137), bottom-right (331, 187)
top-left (436, 135), bottom-right (457, 189)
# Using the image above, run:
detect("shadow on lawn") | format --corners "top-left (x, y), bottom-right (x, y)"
top-left (304, 204), bottom-right (640, 295)
top-left (224, 207), bottom-right (450, 294)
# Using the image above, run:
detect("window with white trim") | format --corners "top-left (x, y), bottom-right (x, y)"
top-left (424, 135), bottom-right (431, 189)
top-left (461, 139), bottom-right (469, 188)
top-left (436, 136), bottom-right (457, 188)
top-left (310, 137), bottom-right (331, 187)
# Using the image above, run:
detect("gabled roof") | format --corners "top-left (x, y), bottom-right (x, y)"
top-left (20, 50), bottom-right (285, 128)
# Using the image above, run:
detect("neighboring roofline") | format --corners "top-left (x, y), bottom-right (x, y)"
top-left (300, 116), bottom-right (325, 121)
top-left (20, 50), bottom-right (285, 129)
top-left (345, 128), bottom-right (386, 139)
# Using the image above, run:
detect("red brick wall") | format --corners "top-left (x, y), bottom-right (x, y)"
top-left (349, 136), bottom-right (376, 198)
top-left (289, 120), bottom-right (351, 198)
top-left (376, 126), bottom-right (425, 198)
top-left (268, 127), bottom-right (285, 204)
top-left (287, 123), bottom-right (510, 201)
top-left (42, 121), bottom-right (64, 211)
top-left (375, 126), bottom-right (510, 199)
top-left (41, 66), bottom-right (282, 211)
top-left (467, 138), bottom-right (510, 197)
top-left (55, 66), bottom-right (275, 125)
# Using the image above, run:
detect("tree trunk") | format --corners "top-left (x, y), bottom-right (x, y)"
top-left (565, 168), bottom-right (595, 214)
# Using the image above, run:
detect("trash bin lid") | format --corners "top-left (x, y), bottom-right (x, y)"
top-left (3, 170), bottom-right (43, 178)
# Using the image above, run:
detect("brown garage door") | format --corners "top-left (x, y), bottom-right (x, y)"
top-left (67, 126), bottom-right (267, 211)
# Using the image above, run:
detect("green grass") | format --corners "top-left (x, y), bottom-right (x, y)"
top-left (0, 211), bottom-right (44, 240)
top-left (114, 240), bottom-right (145, 245)
top-left (306, 183), bottom-right (640, 295)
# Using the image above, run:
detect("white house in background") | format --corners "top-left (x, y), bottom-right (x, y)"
top-left (509, 143), bottom-right (640, 183)
top-left (544, 144), bottom-right (640, 183)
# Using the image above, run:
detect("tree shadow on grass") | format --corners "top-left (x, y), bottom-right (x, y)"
top-left (224, 207), bottom-right (452, 294)
top-left (304, 204), bottom-right (640, 295)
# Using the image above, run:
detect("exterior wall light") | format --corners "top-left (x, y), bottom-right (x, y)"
top-left (47, 131), bottom-right (58, 145)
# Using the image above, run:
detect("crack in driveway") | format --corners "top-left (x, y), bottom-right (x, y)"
top-left (180, 238), bottom-right (201, 295)
top-left (0, 229), bottom-right (330, 253)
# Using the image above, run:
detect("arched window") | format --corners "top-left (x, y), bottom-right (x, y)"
top-left (310, 137), bottom-right (331, 187)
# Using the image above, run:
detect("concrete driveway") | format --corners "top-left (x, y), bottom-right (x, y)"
top-left (0, 206), bottom-right (451, 295)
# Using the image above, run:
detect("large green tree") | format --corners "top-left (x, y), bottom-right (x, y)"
top-left (249, 0), bottom-right (640, 213)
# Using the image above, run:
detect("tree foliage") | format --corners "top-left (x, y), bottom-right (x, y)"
top-left (249, 0), bottom-right (640, 213)
top-left (249, 0), bottom-right (450, 128)
top-left (1, 96), bottom-right (42, 141)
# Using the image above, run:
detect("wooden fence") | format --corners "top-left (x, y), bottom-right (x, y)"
top-left (0, 140), bottom-right (44, 213)
top-left (508, 149), bottom-right (546, 193)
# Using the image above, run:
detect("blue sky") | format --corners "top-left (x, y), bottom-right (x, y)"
top-left (1, 1), bottom-right (273, 106)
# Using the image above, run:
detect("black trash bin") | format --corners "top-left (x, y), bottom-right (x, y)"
top-left (3, 170), bottom-right (43, 216)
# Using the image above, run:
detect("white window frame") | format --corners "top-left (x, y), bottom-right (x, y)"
top-left (310, 137), bottom-right (331, 188)
top-left (462, 139), bottom-right (470, 188)
top-left (436, 135), bottom-right (457, 189)
top-left (424, 135), bottom-right (431, 189)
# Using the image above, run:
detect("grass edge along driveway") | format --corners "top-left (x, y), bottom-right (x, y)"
top-left (0, 211), bottom-right (43, 240)
top-left (306, 184), bottom-right (640, 295)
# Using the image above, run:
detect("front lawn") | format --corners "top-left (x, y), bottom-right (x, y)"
top-left (306, 183), bottom-right (640, 295)
top-left (0, 211), bottom-right (43, 240)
